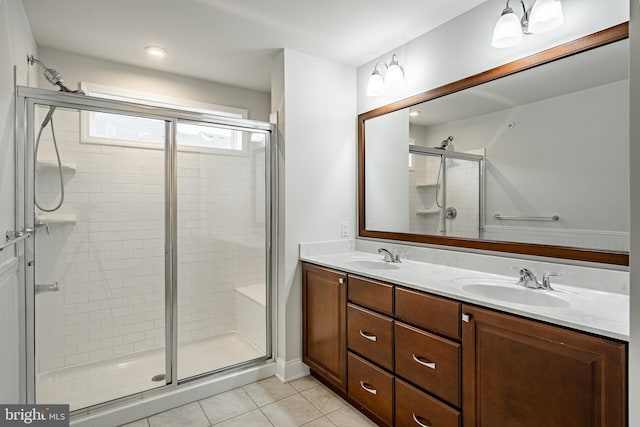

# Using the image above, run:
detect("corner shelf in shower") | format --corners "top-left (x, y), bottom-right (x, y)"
top-left (416, 208), bottom-right (441, 215)
top-left (37, 213), bottom-right (77, 226)
top-left (36, 161), bottom-right (76, 176)
top-left (415, 183), bottom-right (438, 190)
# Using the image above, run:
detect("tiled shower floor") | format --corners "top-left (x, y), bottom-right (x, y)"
top-left (119, 376), bottom-right (377, 427)
top-left (37, 332), bottom-right (263, 411)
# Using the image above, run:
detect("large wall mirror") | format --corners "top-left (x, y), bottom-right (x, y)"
top-left (358, 24), bottom-right (629, 265)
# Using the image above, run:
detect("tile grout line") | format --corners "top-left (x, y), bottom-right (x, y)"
top-left (196, 400), bottom-right (213, 427)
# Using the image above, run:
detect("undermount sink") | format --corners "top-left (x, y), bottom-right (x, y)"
top-left (462, 283), bottom-right (570, 307)
top-left (345, 259), bottom-right (400, 271)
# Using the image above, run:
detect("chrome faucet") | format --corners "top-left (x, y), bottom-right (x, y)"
top-left (516, 267), bottom-right (542, 289)
top-left (514, 267), bottom-right (560, 290)
top-left (378, 248), bottom-right (401, 263)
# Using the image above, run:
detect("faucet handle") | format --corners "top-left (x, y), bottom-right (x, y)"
top-left (542, 272), bottom-right (561, 290)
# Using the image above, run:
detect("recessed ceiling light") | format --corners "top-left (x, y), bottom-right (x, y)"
top-left (145, 46), bottom-right (167, 57)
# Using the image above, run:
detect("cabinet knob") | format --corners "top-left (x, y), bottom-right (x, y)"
top-left (359, 330), bottom-right (378, 342)
top-left (412, 413), bottom-right (432, 427)
top-left (462, 313), bottom-right (472, 323)
top-left (412, 354), bottom-right (436, 370)
top-left (338, 278), bottom-right (345, 284)
top-left (359, 380), bottom-right (377, 395)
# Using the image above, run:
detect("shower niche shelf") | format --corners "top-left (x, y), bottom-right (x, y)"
top-left (415, 183), bottom-right (438, 190)
top-left (36, 161), bottom-right (76, 176)
top-left (36, 213), bottom-right (77, 226)
top-left (416, 208), bottom-right (441, 215)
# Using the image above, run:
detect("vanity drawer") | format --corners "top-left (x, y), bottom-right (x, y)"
top-left (395, 287), bottom-right (460, 340)
top-left (395, 378), bottom-right (460, 427)
top-left (348, 275), bottom-right (394, 316)
top-left (347, 304), bottom-right (394, 371)
top-left (395, 322), bottom-right (461, 407)
top-left (348, 352), bottom-right (394, 426)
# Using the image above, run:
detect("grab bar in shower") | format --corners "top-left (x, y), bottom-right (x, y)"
top-left (0, 231), bottom-right (31, 252)
top-left (494, 214), bottom-right (559, 222)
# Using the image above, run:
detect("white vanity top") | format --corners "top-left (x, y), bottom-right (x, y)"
top-left (300, 250), bottom-right (629, 342)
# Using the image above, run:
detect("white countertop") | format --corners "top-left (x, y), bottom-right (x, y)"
top-left (300, 250), bottom-right (629, 342)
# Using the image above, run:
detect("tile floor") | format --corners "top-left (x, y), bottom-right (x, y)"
top-left (119, 376), bottom-right (377, 427)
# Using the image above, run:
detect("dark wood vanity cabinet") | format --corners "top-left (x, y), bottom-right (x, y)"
top-left (462, 305), bottom-right (627, 427)
top-left (301, 262), bottom-right (627, 427)
top-left (302, 263), bottom-right (347, 391)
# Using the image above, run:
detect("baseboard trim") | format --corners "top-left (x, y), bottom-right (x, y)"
top-left (275, 357), bottom-right (310, 383)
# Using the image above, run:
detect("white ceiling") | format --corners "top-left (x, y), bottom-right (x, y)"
top-left (21, 0), bottom-right (487, 92)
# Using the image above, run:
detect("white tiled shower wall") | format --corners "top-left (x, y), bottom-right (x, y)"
top-left (34, 108), bottom-right (265, 372)
top-left (408, 154), bottom-right (479, 239)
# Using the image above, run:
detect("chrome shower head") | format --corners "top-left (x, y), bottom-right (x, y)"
top-left (28, 55), bottom-right (76, 93)
top-left (435, 136), bottom-right (454, 149)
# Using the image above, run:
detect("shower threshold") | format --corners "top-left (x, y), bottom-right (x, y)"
top-left (36, 331), bottom-right (263, 411)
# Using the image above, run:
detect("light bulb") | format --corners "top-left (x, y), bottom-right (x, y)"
top-left (367, 69), bottom-right (385, 97)
top-left (145, 46), bottom-right (167, 57)
top-left (492, 8), bottom-right (524, 48)
top-left (528, 0), bottom-right (564, 34)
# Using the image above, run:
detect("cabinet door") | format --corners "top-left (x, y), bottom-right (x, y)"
top-left (462, 305), bottom-right (626, 427)
top-left (302, 263), bottom-right (347, 391)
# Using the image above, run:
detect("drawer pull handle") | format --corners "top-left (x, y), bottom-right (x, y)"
top-left (359, 381), bottom-right (377, 395)
top-left (359, 330), bottom-right (377, 342)
top-left (412, 413), bottom-right (432, 427)
top-left (412, 354), bottom-right (436, 370)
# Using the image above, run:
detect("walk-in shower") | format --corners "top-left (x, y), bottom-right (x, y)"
top-left (409, 142), bottom-right (484, 238)
top-left (14, 85), bottom-right (275, 414)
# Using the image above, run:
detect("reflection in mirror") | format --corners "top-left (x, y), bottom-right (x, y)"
top-left (360, 26), bottom-right (629, 264)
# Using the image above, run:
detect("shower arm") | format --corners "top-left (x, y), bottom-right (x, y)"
top-left (27, 54), bottom-right (75, 93)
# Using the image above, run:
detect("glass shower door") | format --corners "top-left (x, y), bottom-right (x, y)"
top-left (176, 120), bottom-right (269, 380)
top-left (31, 104), bottom-right (169, 410)
top-left (443, 157), bottom-right (481, 239)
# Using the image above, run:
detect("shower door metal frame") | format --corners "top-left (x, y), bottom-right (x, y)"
top-left (16, 86), bottom-right (276, 412)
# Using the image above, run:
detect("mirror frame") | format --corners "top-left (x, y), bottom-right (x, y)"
top-left (358, 23), bottom-right (629, 266)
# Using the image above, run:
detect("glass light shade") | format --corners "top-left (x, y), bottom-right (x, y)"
top-left (367, 70), bottom-right (385, 96)
top-left (528, 0), bottom-right (564, 34)
top-left (491, 11), bottom-right (523, 48)
top-left (385, 56), bottom-right (404, 89)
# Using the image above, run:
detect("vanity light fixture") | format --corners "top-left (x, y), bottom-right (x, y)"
top-left (145, 46), bottom-right (167, 57)
top-left (491, 0), bottom-right (564, 49)
top-left (366, 54), bottom-right (405, 96)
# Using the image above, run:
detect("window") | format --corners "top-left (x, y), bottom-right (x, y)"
top-left (80, 83), bottom-right (248, 155)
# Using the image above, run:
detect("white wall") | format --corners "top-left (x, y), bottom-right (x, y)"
top-left (365, 109), bottom-right (409, 232)
top-left (37, 48), bottom-right (271, 122)
top-left (628, 0), bottom-right (639, 424)
top-left (357, 0), bottom-right (628, 114)
top-left (271, 49), bottom-right (356, 378)
top-left (0, 0), bottom-right (38, 404)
